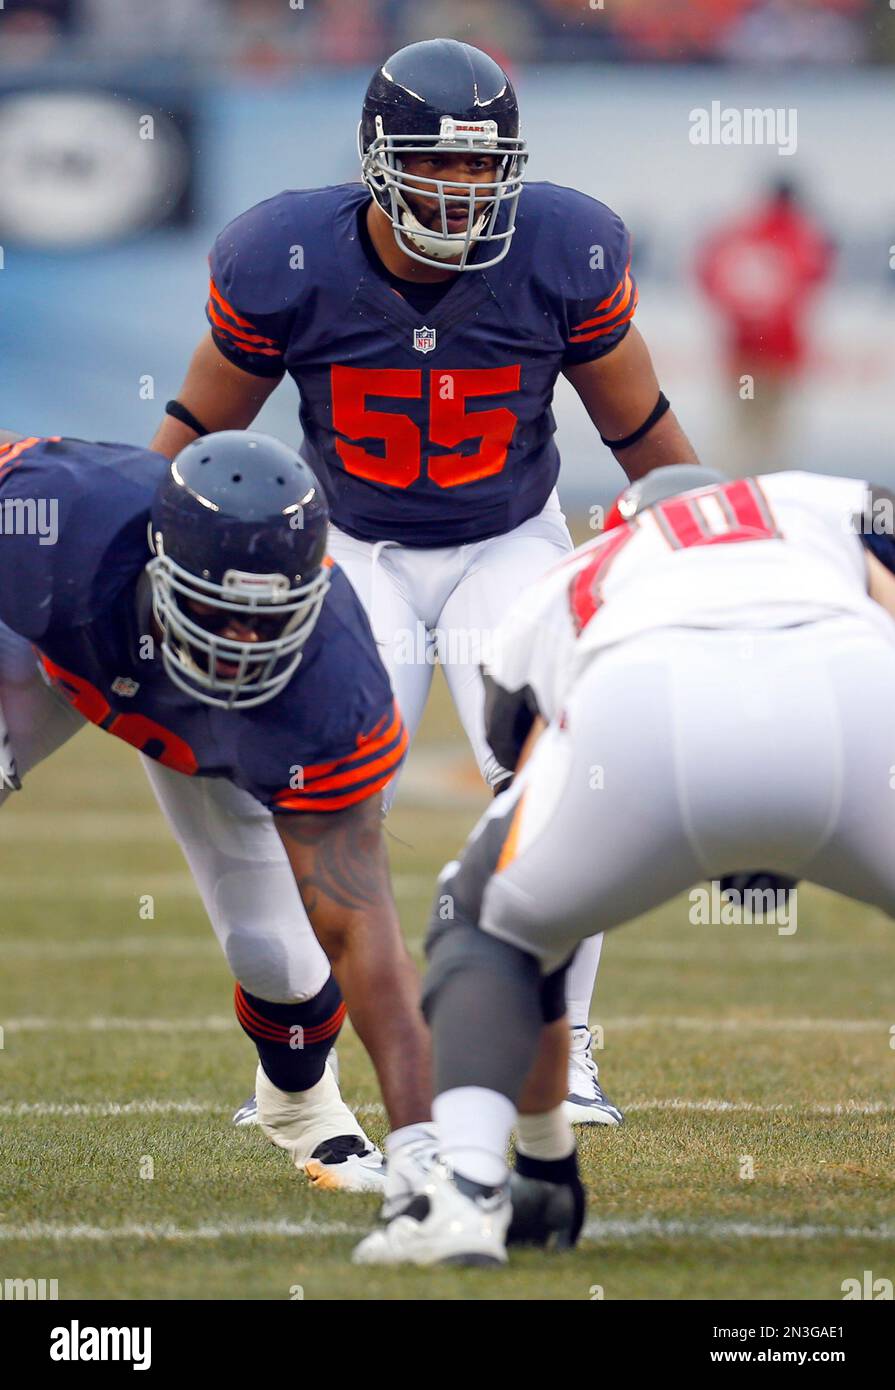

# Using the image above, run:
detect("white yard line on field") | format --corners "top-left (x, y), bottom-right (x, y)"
top-left (0, 871), bottom-right (195, 894)
top-left (601, 1016), bottom-right (889, 1033)
top-left (579, 1217), bottom-right (895, 1243)
top-left (1, 936), bottom-right (215, 959)
top-left (1, 1097), bottom-right (891, 1120)
top-left (0, 1219), bottom-right (365, 1242)
top-left (625, 1099), bottom-right (894, 1116)
top-left (601, 942), bottom-right (891, 962)
top-left (0, 1100), bottom-right (221, 1117)
top-left (2, 1013), bottom-right (889, 1035)
top-left (0, 812), bottom-right (167, 842)
top-left (0, 1099), bottom-right (383, 1119)
top-left (0, 1216), bottom-right (891, 1244)
top-left (0, 873), bottom-right (430, 900)
top-left (2, 1016), bottom-right (235, 1033)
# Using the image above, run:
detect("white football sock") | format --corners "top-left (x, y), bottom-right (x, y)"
top-left (434, 1086), bottom-right (515, 1188)
top-left (517, 1105), bottom-right (575, 1161)
top-left (565, 932), bottom-right (604, 1030)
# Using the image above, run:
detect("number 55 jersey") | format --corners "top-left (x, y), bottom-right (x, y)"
top-left (207, 182), bottom-right (637, 547)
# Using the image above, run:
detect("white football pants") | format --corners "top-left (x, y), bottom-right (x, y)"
top-left (0, 621), bottom-right (329, 1003)
top-left (328, 493), bottom-right (605, 1026)
top-left (326, 491), bottom-right (573, 798)
top-left (474, 617), bottom-right (895, 972)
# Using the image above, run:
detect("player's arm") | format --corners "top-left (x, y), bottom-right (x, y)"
top-left (150, 332), bottom-right (283, 458)
top-left (152, 201), bottom-right (293, 458)
top-left (563, 324), bottom-right (699, 482)
top-left (273, 796), bottom-right (430, 1129)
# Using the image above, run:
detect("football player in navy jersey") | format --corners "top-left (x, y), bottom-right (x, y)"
top-left (0, 428), bottom-right (435, 1192)
top-left (153, 38), bottom-right (701, 1125)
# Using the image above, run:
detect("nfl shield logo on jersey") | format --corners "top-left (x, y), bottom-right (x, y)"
top-left (111, 676), bottom-right (140, 698)
top-left (413, 325), bottom-right (437, 354)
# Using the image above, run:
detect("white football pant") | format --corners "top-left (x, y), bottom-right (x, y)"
top-left (474, 617), bottom-right (895, 972)
top-left (328, 492), bottom-right (604, 1023)
top-left (0, 621), bottom-right (329, 1003)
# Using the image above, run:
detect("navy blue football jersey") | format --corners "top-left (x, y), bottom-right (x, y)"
top-left (207, 182), bottom-right (637, 547)
top-left (0, 436), bottom-right (406, 811)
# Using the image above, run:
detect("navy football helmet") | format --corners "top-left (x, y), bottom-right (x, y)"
top-left (147, 432), bottom-right (330, 709)
top-left (359, 38), bottom-right (527, 271)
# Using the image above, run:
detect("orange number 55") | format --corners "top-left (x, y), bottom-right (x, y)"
top-left (331, 364), bottom-right (520, 490)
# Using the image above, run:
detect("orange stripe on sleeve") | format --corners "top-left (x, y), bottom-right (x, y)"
top-left (0, 436), bottom-right (58, 481)
top-left (300, 722), bottom-right (409, 796)
top-left (208, 276), bottom-right (279, 343)
top-left (570, 267), bottom-right (636, 334)
top-left (274, 765), bottom-right (400, 814)
top-left (206, 300), bottom-right (282, 356)
top-left (568, 284), bottom-right (639, 344)
top-left (573, 264), bottom-right (630, 326)
top-left (300, 704), bottom-right (404, 782)
top-left (273, 724), bottom-right (408, 813)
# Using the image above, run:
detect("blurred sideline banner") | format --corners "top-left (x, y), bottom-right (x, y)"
top-left (0, 66), bottom-right (891, 505)
top-left (0, 83), bottom-right (196, 247)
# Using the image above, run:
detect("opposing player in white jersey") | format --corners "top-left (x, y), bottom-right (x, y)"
top-left (354, 463), bottom-right (895, 1265)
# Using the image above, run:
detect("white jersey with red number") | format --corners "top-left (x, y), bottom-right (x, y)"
top-left (488, 471), bottom-right (894, 722)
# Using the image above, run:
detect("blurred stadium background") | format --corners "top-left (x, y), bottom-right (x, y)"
top-left (2, 2), bottom-right (895, 1302)
top-left (1, 0), bottom-right (892, 512)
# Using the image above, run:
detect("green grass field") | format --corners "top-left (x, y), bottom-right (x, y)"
top-left (1, 667), bottom-right (894, 1301)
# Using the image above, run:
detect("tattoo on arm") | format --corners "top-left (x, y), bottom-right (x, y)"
top-left (274, 794), bottom-right (393, 918)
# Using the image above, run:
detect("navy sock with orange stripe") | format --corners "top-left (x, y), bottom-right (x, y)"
top-left (234, 976), bottom-right (346, 1092)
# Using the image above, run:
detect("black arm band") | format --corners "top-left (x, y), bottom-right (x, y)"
top-left (600, 391), bottom-right (670, 451)
top-left (165, 399), bottom-right (210, 438)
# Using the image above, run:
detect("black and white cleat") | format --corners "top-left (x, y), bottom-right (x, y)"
top-left (565, 1027), bottom-right (624, 1125)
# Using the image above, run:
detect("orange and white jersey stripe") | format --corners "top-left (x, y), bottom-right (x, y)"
top-left (272, 700), bottom-right (408, 813)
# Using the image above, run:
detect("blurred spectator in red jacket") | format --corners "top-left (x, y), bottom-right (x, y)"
top-left (697, 179), bottom-right (834, 474)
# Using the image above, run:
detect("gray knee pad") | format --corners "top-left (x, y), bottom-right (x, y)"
top-left (423, 916), bottom-right (544, 1101)
top-left (423, 800), bottom-right (558, 1027)
top-left (223, 928), bottom-right (326, 1004)
top-left (422, 917), bottom-right (541, 1022)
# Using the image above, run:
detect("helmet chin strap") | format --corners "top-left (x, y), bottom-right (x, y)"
top-left (398, 202), bottom-right (489, 262)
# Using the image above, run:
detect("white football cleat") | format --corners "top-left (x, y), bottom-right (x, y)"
top-left (564, 1027), bottom-right (624, 1126)
top-left (0, 699), bottom-right (21, 793)
top-left (380, 1123), bottom-right (440, 1222)
top-left (232, 1093), bottom-right (259, 1127)
top-left (254, 1062), bottom-right (385, 1192)
top-left (353, 1160), bottom-right (511, 1267)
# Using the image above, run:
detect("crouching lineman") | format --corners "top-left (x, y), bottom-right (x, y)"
top-left (0, 429), bottom-right (434, 1191)
top-left (354, 463), bottom-right (895, 1263)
